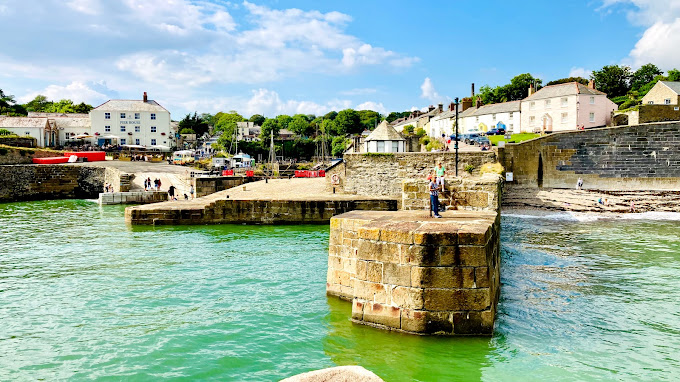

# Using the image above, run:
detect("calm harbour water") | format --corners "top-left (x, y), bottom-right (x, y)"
top-left (1, 200), bottom-right (679, 381)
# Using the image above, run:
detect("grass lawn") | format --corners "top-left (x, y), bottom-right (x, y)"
top-left (488, 133), bottom-right (541, 146)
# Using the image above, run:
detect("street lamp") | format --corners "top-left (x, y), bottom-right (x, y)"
top-left (454, 97), bottom-right (459, 177)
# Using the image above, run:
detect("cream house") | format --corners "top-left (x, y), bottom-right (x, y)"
top-left (462, 100), bottom-right (520, 134)
top-left (520, 82), bottom-right (617, 133)
top-left (641, 81), bottom-right (680, 105)
top-left (364, 120), bottom-right (405, 153)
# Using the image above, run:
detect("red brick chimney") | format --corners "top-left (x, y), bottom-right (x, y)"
top-left (143, 92), bottom-right (148, 102)
top-left (588, 79), bottom-right (596, 90)
top-left (461, 98), bottom-right (472, 111)
top-left (475, 96), bottom-right (482, 108)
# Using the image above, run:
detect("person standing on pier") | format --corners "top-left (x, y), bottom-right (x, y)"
top-left (435, 162), bottom-right (446, 192)
top-left (168, 185), bottom-right (176, 201)
top-left (429, 173), bottom-right (442, 218)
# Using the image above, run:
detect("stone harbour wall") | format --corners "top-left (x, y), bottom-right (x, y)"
top-left (99, 191), bottom-right (168, 205)
top-left (0, 164), bottom-right (105, 202)
top-left (500, 121), bottom-right (680, 190)
top-left (126, 199), bottom-right (398, 225)
top-left (327, 210), bottom-right (501, 336)
top-left (330, 152), bottom-right (497, 197)
top-left (0, 146), bottom-right (65, 165)
top-left (402, 174), bottom-right (503, 212)
top-left (194, 176), bottom-right (248, 197)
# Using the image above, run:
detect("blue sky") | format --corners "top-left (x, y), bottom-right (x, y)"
top-left (1, 0), bottom-right (678, 118)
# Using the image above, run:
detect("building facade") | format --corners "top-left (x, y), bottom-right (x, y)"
top-left (462, 100), bottom-right (520, 134)
top-left (364, 120), bottom-right (405, 153)
top-left (642, 81), bottom-right (680, 105)
top-left (520, 82), bottom-right (617, 133)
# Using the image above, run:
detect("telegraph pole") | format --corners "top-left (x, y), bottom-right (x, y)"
top-left (455, 97), bottom-right (459, 177)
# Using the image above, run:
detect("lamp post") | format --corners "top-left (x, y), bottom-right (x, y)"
top-left (455, 97), bottom-right (459, 177)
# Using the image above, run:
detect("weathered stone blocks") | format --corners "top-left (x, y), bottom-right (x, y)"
top-left (326, 210), bottom-right (500, 336)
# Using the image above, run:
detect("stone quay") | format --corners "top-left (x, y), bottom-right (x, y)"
top-left (327, 210), bottom-right (500, 335)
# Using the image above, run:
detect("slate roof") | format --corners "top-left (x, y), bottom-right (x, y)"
top-left (524, 82), bottom-right (607, 101)
top-left (458, 107), bottom-right (478, 118)
top-left (366, 120), bottom-right (404, 141)
top-left (92, 100), bottom-right (169, 113)
top-left (0, 117), bottom-right (48, 128)
top-left (471, 100), bottom-right (520, 116)
top-left (660, 81), bottom-right (680, 95)
top-left (54, 117), bottom-right (91, 129)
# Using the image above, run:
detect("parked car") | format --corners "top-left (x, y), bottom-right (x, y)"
top-left (463, 133), bottom-right (480, 145)
top-left (487, 127), bottom-right (506, 135)
top-left (472, 136), bottom-right (491, 146)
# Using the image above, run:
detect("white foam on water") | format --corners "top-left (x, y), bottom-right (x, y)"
top-left (503, 210), bottom-right (680, 222)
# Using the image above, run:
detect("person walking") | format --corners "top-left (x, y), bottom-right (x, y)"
top-left (190, 185), bottom-right (194, 199)
top-left (429, 173), bottom-right (442, 218)
top-left (168, 185), bottom-right (176, 201)
top-left (576, 177), bottom-right (583, 190)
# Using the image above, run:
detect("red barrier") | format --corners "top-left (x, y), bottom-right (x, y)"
top-left (246, 170), bottom-right (254, 177)
top-left (33, 157), bottom-right (69, 164)
top-left (222, 170), bottom-right (234, 176)
top-left (63, 151), bottom-right (106, 161)
top-left (319, 170), bottom-right (325, 177)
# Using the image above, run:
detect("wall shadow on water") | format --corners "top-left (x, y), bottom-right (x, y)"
top-left (322, 297), bottom-right (495, 382)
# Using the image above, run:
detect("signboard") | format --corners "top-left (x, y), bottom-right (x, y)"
top-left (504, 133), bottom-right (512, 140)
top-left (498, 141), bottom-right (506, 148)
top-left (506, 172), bottom-right (514, 182)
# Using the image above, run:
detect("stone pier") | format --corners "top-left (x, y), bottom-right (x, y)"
top-left (327, 210), bottom-right (500, 335)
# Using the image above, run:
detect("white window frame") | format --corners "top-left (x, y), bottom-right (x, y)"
top-left (509, 113), bottom-right (513, 120)
top-left (150, 113), bottom-right (156, 120)
top-left (589, 96), bottom-right (595, 104)
top-left (392, 141), bottom-right (398, 152)
top-left (561, 97), bottom-right (568, 107)
top-left (377, 141), bottom-right (385, 152)
top-left (105, 125), bottom-right (110, 132)
top-left (648, 101), bottom-right (654, 105)
top-left (151, 138), bottom-right (157, 146)
top-left (120, 126), bottom-right (126, 132)
top-left (561, 112), bottom-right (568, 123)
top-left (665, 98), bottom-right (672, 105)
top-left (105, 112), bottom-right (111, 119)
top-left (135, 138), bottom-right (140, 145)
top-left (530, 102), bottom-right (536, 110)
top-left (492, 114), bottom-right (497, 120)
top-left (589, 112), bottom-right (595, 123)
top-left (150, 126), bottom-right (157, 133)
top-left (120, 113), bottom-right (126, 119)
top-left (545, 100), bottom-right (551, 109)
top-left (135, 113), bottom-right (140, 119)
top-left (120, 138), bottom-right (126, 145)
top-left (135, 126), bottom-right (141, 132)
top-left (529, 116), bottom-right (536, 126)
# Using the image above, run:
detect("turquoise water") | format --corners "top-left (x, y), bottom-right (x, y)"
top-left (1, 201), bottom-right (680, 381)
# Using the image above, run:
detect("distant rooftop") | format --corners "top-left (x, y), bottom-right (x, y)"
top-left (660, 81), bottom-right (680, 95)
top-left (525, 82), bottom-right (607, 101)
top-left (92, 99), bottom-right (168, 113)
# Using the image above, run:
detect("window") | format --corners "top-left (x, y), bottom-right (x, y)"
top-left (135, 138), bottom-right (140, 145)
top-left (665, 98), bottom-right (672, 105)
top-left (120, 138), bottom-right (126, 145)
top-left (105, 125), bottom-right (110, 132)
top-left (151, 139), bottom-right (157, 146)
top-left (377, 141), bottom-right (385, 152)
top-left (120, 113), bottom-right (126, 119)
top-left (135, 126), bottom-right (140, 132)
top-left (509, 124), bottom-right (514, 131)
top-left (545, 100), bottom-right (551, 109)
top-left (120, 126), bottom-right (126, 132)
top-left (25, 131), bottom-right (31, 136)
top-left (392, 141), bottom-right (398, 152)
top-left (135, 113), bottom-right (140, 119)
top-left (561, 97), bottom-right (568, 107)
top-left (589, 112), bottom-right (595, 123)
top-left (105, 112), bottom-right (111, 119)
top-left (530, 116), bottom-right (536, 125)
top-left (475, 116), bottom-right (479, 122)
top-left (530, 102), bottom-right (536, 110)
top-left (509, 112), bottom-right (514, 119)
top-left (675, 107), bottom-right (679, 111)
top-left (561, 112), bottom-right (568, 123)
top-left (648, 101), bottom-right (654, 105)
top-left (150, 113), bottom-right (156, 120)
top-left (589, 96), bottom-right (595, 104)
top-left (150, 126), bottom-right (157, 133)
top-left (492, 114), bottom-right (497, 120)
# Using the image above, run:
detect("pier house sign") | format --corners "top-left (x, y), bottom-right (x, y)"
top-left (120, 121), bottom-right (141, 124)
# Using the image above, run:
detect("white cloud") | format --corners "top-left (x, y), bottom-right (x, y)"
top-left (18, 81), bottom-right (112, 105)
top-left (420, 77), bottom-right (442, 102)
top-left (601, 0), bottom-right (680, 69)
top-left (569, 67), bottom-right (592, 78)
top-left (66, 0), bottom-right (100, 15)
top-left (355, 101), bottom-right (386, 114)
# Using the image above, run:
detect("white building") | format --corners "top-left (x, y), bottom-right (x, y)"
top-left (90, 92), bottom-right (173, 147)
top-left (429, 102), bottom-right (464, 138)
top-left (364, 120), bottom-right (405, 153)
top-left (520, 82), bottom-right (617, 133)
top-left (461, 100), bottom-right (521, 134)
top-left (0, 117), bottom-right (53, 146)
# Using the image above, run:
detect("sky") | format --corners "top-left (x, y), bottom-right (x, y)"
top-left (1, 0), bottom-right (679, 119)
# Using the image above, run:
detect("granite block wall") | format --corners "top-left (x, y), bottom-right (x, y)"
top-left (500, 121), bottom-right (680, 190)
top-left (402, 174), bottom-right (503, 212)
top-left (0, 164), bottom-right (105, 202)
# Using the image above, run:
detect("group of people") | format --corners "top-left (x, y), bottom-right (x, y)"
top-left (428, 162), bottom-right (446, 218)
top-left (166, 184), bottom-right (195, 201)
top-left (102, 183), bottom-right (114, 193)
top-left (144, 177), bottom-right (162, 191)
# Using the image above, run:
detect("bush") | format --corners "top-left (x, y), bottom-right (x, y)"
top-left (402, 124), bottom-right (415, 135)
top-left (180, 128), bottom-right (196, 134)
top-left (619, 99), bottom-right (640, 110)
top-left (0, 129), bottom-right (13, 136)
top-left (362, 152), bottom-right (394, 157)
top-left (425, 139), bottom-right (443, 152)
top-left (415, 128), bottom-right (426, 138)
top-left (419, 136), bottom-right (430, 146)
top-left (464, 164), bottom-right (475, 174)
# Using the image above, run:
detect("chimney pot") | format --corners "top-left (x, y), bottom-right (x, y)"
top-left (475, 96), bottom-right (482, 108)
top-left (588, 79), bottom-right (595, 90)
top-left (143, 92), bottom-right (148, 102)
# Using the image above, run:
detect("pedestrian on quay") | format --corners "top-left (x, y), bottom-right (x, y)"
top-left (429, 173), bottom-right (442, 218)
top-left (190, 185), bottom-right (194, 199)
top-left (168, 185), bottom-right (176, 201)
top-left (630, 201), bottom-right (636, 213)
top-left (435, 162), bottom-right (446, 191)
top-left (576, 177), bottom-right (583, 190)
top-left (158, 178), bottom-right (162, 190)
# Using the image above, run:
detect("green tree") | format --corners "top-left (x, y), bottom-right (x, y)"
top-left (24, 95), bottom-right (50, 112)
top-left (631, 63), bottom-right (663, 91)
top-left (275, 115), bottom-right (292, 131)
top-left (178, 112), bottom-right (210, 137)
top-left (73, 102), bottom-right (93, 113)
top-left (402, 124), bottom-right (415, 135)
top-left (504, 73), bottom-right (542, 101)
top-left (590, 65), bottom-right (632, 98)
top-left (323, 111), bottom-right (338, 121)
top-left (0, 89), bottom-right (16, 114)
top-left (331, 136), bottom-right (349, 157)
top-left (179, 128), bottom-right (196, 134)
top-left (288, 114), bottom-right (313, 136)
top-left (249, 114), bottom-right (265, 126)
top-left (214, 111), bottom-right (245, 140)
top-left (259, 118), bottom-right (280, 142)
top-left (545, 77), bottom-right (589, 86)
top-left (667, 69), bottom-right (680, 82)
top-left (333, 109), bottom-right (361, 135)
top-left (386, 111), bottom-right (409, 123)
top-left (358, 110), bottom-right (381, 131)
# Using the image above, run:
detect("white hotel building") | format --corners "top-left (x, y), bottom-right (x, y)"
top-left (90, 93), bottom-right (172, 147)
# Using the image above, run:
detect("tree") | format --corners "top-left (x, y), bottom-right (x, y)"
top-left (505, 73), bottom-right (542, 101)
top-left (24, 95), bottom-right (50, 112)
top-left (288, 114), bottom-right (313, 136)
top-left (180, 128), bottom-right (196, 134)
top-left (275, 115), bottom-right (292, 131)
top-left (0, 89), bottom-right (16, 114)
top-left (249, 114), bottom-right (265, 126)
top-left (259, 118), bottom-right (280, 142)
top-left (214, 111), bottom-right (245, 140)
top-left (386, 111), bottom-right (409, 123)
top-left (667, 69), bottom-right (680, 82)
top-left (358, 110), bottom-right (381, 131)
top-left (590, 65), bottom-right (632, 98)
top-left (73, 102), bottom-right (93, 113)
top-left (331, 136), bottom-right (349, 157)
top-left (178, 112), bottom-right (210, 137)
top-left (546, 77), bottom-right (589, 86)
top-left (323, 111), bottom-right (338, 121)
top-left (333, 109), bottom-right (361, 135)
top-left (631, 63), bottom-right (663, 91)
